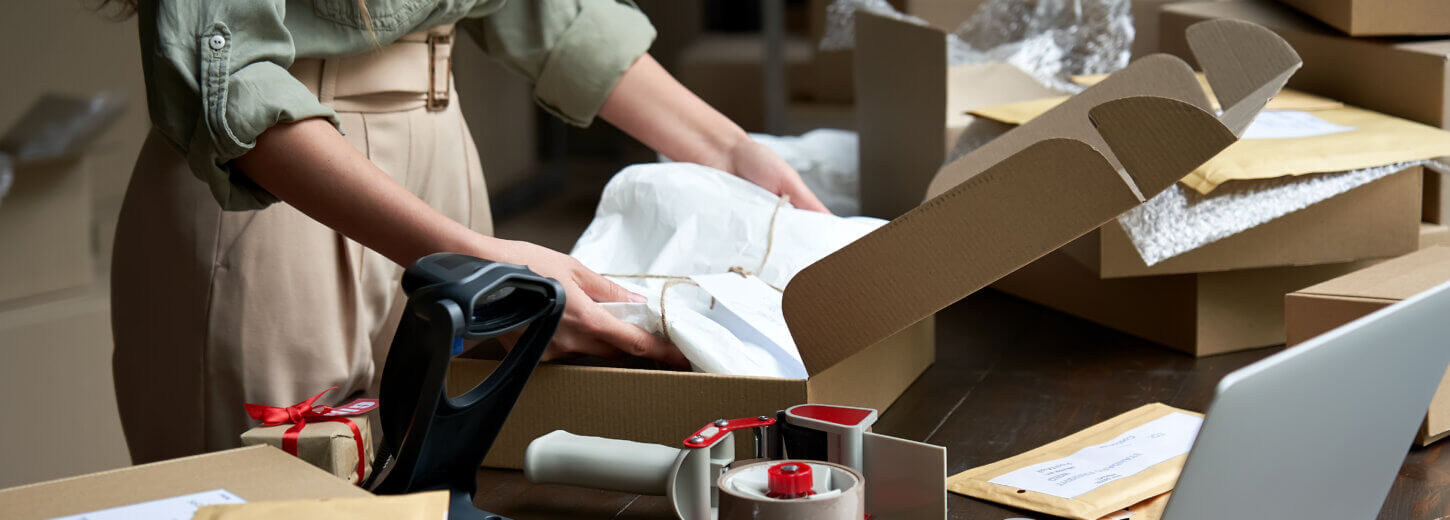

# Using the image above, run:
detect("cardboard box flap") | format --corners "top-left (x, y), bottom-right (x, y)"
top-left (923, 54), bottom-right (1207, 203)
top-left (1088, 96), bottom-right (1238, 198)
top-left (925, 19), bottom-right (1300, 201)
top-left (785, 138), bottom-right (1136, 375)
top-left (1297, 246), bottom-right (1450, 301)
top-left (788, 19), bottom-right (1297, 376)
top-left (1186, 19), bottom-right (1301, 136)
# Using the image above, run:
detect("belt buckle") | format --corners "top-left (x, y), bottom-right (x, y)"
top-left (427, 32), bottom-right (452, 112)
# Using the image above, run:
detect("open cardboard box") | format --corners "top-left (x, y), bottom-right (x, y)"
top-left (1285, 246), bottom-right (1450, 445)
top-left (453, 18), bottom-right (1303, 469)
top-left (1058, 167), bottom-right (1422, 278)
top-left (0, 446), bottom-right (368, 519)
top-left (964, 80), bottom-right (1433, 278)
top-left (853, 11), bottom-right (1065, 218)
top-left (1162, 1), bottom-right (1450, 130)
top-left (1273, 0), bottom-right (1450, 37)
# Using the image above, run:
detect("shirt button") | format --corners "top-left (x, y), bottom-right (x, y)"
top-left (209, 34), bottom-right (226, 50)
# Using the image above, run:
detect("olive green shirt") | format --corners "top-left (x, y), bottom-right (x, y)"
top-left (138, 0), bottom-right (656, 210)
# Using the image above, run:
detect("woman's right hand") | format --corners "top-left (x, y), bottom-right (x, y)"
top-left (490, 239), bottom-right (690, 368)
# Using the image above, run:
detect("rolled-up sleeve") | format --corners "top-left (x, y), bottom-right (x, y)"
top-left (142, 1), bottom-right (337, 211)
top-left (462, 0), bottom-right (657, 127)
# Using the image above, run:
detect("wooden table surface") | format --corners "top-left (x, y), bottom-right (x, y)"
top-left (472, 289), bottom-right (1450, 519)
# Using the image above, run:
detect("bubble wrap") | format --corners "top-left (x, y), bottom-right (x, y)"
top-left (819, 0), bottom-right (1133, 93)
top-left (1118, 162), bottom-right (1431, 266)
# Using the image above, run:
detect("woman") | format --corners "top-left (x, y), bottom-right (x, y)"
top-left (104, 0), bottom-right (829, 464)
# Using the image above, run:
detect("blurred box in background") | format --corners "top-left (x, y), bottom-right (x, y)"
top-left (453, 32), bottom-right (540, 200)
top-left (675, 34), bottom-right (816, 133)
top-left (0, 3), bottom-right (147, 272)
top-left (853, 12), bottom-right (1064, 218)
top-left (0, 158), bottom-right (93, 303)
top-left (0, 283), bottom-right (128, 489)
top-left (1273, 0), bottom-right (1450, 36)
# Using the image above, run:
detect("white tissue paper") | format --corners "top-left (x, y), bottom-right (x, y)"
top-left (749, 129), bottom-right (861, 216)
top-left (570, 163), bottom-right (885, 379)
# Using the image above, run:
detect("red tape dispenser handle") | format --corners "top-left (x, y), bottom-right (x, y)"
top-left (682, 416), bottom-right (776, 449)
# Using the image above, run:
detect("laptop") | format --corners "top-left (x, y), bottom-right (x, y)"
top-left (1162, 280), bottom-right (1450, 519)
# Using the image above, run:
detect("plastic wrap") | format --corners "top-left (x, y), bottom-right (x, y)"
top-left (820, 0), bottom-right (1133, 92)
top-left (1118, 162), bottom-right (1428, 266)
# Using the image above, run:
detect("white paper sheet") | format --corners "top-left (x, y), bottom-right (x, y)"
top-left (988, 412), bottom-right (1203, 499)
top-left (690, 273), bottom-right (805, 379)
top-left (1241, 110), bottom-right (1355, 140)
top-left (50, 489), bottom-right (246, 520)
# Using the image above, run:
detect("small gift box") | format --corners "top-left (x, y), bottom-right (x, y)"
top-left (240, 388), bottom-right (377, 484)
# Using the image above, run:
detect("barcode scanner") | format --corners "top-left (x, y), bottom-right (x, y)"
top-left (363, 253), bottom-right (565, 520)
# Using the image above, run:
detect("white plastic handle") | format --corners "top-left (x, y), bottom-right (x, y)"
top-left (524, 430), bottom-right (682, 495)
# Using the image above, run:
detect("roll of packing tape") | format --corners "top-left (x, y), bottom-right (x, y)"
top-left (717, 460), bottom-right (864, 520)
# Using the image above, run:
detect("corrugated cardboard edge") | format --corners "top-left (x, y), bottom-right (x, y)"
top-left (947, 404), bottom-right (1203, 520)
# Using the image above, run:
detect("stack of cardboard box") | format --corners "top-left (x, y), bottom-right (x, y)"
top-left (854, 2), bottom-right (1450, 357)
top-left (1160, 0), bottom-right (1450, 226)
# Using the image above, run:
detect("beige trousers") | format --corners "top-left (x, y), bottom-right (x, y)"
top-left (112, 37), bottom-right (491, 464)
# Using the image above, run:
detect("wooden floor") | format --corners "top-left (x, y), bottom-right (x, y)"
top-left (472, 289), bottom-right (1450, 519)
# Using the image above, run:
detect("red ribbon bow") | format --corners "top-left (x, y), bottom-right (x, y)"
top-left (244, 387), bottom-right (369, 483)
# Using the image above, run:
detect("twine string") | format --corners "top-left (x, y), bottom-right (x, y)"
top-left (600, 195), bottom-right (792, 343)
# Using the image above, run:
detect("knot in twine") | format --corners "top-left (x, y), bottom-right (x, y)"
top-left (601, 195), bottom-right (790, 343)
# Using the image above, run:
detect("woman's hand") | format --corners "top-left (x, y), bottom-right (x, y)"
top-left (723, 138), bottom-right (830, 213)
top-left (492, 239), bottom-right (690, 368)
top-left (599, 54), bottom-right (831, 213)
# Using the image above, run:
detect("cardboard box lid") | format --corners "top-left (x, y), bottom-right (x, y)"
top-left (1167, 1), bottom-right (1450, 59)
top-left (784, 19), bottom-right (1300, 375)
top-left (0, 446), bottom-right (370, 519)
top-left (1295, 246), bottom-right (1450, 302)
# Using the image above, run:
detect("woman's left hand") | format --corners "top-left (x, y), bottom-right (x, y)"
top-left (597, 54), bottom-right (833, 214)
top-left (725, 139), bottom-right (831, 214)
